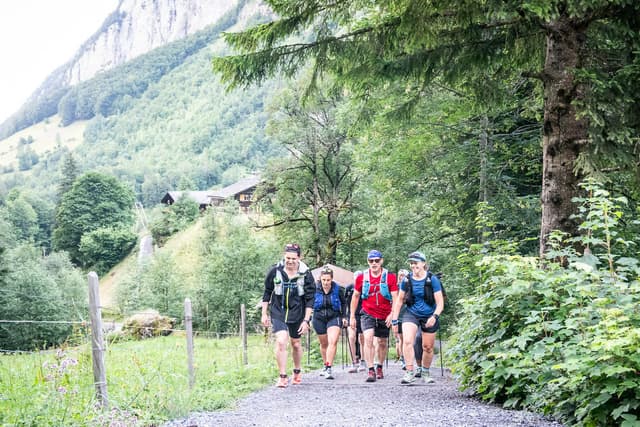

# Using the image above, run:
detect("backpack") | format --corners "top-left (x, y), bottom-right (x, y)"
top-left (313, 281), bottom-right (341, 312)
top-left (361, 269), bottom-right (392, 301)
top-left (273, 269), bottom-right (305, 297)
top-left (403, 271), bottom-right (445, 307)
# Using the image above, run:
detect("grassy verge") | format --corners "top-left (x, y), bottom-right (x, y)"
top-left (0, 334), bottom-right (321, 426)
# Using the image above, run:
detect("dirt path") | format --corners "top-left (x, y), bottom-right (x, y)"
top-left (162, 362), bottom-right (563, 427)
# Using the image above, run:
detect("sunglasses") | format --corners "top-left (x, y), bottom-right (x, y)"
top-left (321, 267), bottom-right (333, 274)
top-left (368, 258), bottom-right (381, 264)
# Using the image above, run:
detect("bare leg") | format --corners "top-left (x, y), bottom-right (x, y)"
top-left (326, 326), bottom-right (341, 365)
top-left (421, 332), bottom-right (436, 370)
top-left (376, 336), bottom-right (388, 366)
top-left (291, 337), bottom-right (303, 370)
top-left (347, 327), bottom-right (358, 363)
top-left (401, 323), bottom-right (418, 371)
top-left (363, 329), bottom-right (375, 368)
top-left (274, 330), bottom-right (289, 375)
top-left (317, 334), bottom-right (328, 364)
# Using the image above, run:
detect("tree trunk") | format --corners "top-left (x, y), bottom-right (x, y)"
top-left (540, 18), bottom-right (589, 258)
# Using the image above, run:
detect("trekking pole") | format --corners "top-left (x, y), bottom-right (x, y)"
top-left (341, 327), bottom-right (345, 369)
top-left (345, 328), bottom-right (354, 368)
top-left (386, 334), bottom-right (390, 369)
top-left (439, 331), bottom-right (444, 376)
top-left (307, 328), bottom-right (311, 366)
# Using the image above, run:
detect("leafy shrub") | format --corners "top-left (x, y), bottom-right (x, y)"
top-left (116, 251), bottom-right (185, 321)
top-left (0, 246), bottom-right (86, 351)
top-left (149, 196), bottom-right (200, 246)
top-left (449, 180), bottom-right (640, 426)
top-left (79, 226), bottom-right (137, 274)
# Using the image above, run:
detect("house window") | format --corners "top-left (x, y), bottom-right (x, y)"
top-left (239, 193), bottom-right (253, 202)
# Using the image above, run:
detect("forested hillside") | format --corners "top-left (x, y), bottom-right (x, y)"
top-left (0, 0), bottom-right (281, 208)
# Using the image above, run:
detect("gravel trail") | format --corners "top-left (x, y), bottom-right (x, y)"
top-left (162, 362), bottom-right (563, 427)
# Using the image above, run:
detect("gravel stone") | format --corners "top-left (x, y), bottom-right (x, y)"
top-left (161, 363), bottom-right (563, 427)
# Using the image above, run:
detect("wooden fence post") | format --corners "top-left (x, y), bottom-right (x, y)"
top-left (240, 304), bottom-right (247, 365)
top-left (88, 272), bottom-right (108, 408)
top-left (185, 298), bottom-right (195, 388)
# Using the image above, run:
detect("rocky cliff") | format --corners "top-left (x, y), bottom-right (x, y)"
top-left (67, 0), bottom-right (239, 85)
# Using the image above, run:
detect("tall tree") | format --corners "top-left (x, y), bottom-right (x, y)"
top-left (213, 0), bottom-right (640, 257)
top-left (257, 80), bottom-right (357, 265)
top-left (52, 172), bottom-right (135, 265)
top-left (57, 152), bottom-right (79, 201)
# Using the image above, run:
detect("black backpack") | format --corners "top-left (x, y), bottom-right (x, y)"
top-left (403, 271), bottom-right (445, 307)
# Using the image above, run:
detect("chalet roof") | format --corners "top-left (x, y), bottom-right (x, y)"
top-left (209, 175), bottom-right (261, 199)
top-left (162, 191), bottom-right (211, 205)
top-left (311, 264), bottom-right (355, 287)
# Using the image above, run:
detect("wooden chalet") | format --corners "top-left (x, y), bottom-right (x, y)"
top-left (160, 175), bottom-right (261, 212)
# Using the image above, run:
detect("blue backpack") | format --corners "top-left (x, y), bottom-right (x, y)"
top-left (313, 282), bottom-right (341, 312)
top-left (361, 269), bottom-right (392, 301)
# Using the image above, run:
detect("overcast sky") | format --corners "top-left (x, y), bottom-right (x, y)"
top-left (0, 1), bottom-right (119, 124)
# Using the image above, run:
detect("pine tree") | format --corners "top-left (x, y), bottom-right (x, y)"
top-left (58, 152), bottom-right (79, 201)
top-left (213, 0), bottom-right (640, 257)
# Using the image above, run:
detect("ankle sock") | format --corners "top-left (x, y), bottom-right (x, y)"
top-left (293, 368), bottom-right (301, 374)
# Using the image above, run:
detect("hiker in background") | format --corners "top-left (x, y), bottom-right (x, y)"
top-left (345, 272), bottom-right (365, 373)
top-left (312, 266), bottom-right (347, 380)
top-left (391, 251), bottom-right (444, 385)
top-left (394, 269), bottom-right (409, 370)
top-left (349, 250), bottom-right (398, 382)
top-left (262, 243), bottom-right (315, 388)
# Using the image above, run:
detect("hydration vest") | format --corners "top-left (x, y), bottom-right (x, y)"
top-left (273, 269), bottom-right (305, 297)
top-left (313, 282), bottom-right (341, 312)
top-left (404, 271), bottom-right (444, 307)
top-left (361, 269), bottom-right (392, 301)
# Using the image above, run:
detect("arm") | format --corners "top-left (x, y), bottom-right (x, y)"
top-left (387, 273), bottom-right (401, 327)
top-left (349, 289), bottom-right (361, 329)
top-left (261, 267), bottom-right (276, 327)
top-left (298, 271), bottom-right (315, 334)
top-left (425, 285), bottom-right (444, 328)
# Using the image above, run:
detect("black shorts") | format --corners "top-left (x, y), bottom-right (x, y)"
top-left (271, 317), bottom-right (303, 339)
top-left (312, 315), bottom-right (341, 335)
top-left (360, 312), bottom-right (390, 338)
top-left (402, 310), bottom-right (440, 333)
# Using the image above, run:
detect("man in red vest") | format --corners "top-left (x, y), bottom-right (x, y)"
top-left (349, 249), bottom-right (398, 382)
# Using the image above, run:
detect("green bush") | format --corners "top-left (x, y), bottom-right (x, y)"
top-left (449, 180), bottom-right (640, 426)
top-left (149, 197), bottom-right (200, 246)
top-left (0, 246), bottom-right (86, 351)
top-left (79, 226), bottom-right (137, 274)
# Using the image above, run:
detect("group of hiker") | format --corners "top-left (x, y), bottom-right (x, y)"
top-left (261, 243), bottom-right (444, 388)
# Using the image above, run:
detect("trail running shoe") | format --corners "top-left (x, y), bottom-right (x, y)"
top-left (292, 371), bottom-right (302, 385)
top-left (376, 366), bottom-right (384, 379)
top-left (365, 370), bottom-right (376, 382)
top-left (401, 357), bottom-right (406, 370)
top-left (325, 367), bottom-right (334, 380)
top-left (414, 367), bottom-right (422, 378)
top-left (423, 370), bottom-right (435, 384)
top-left (401, 371), bottom-right (416, 385)
top-left (276, 376), bottom-right (288, 388)
top-left (319, 366), bottom-right (328, 377)
top-left (347, 364), bottom-right (359, 373)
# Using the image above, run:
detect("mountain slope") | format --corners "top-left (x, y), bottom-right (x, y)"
top-left (0, 0), bottom-right (283, 209)
top-left (0, 0), bottom-right (267, 140)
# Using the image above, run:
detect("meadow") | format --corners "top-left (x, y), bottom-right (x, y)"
top-left (0, 333), bottom-right (311, 426)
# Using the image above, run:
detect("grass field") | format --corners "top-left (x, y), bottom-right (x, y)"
top-left (0, 115), bottom-right (87, 170)
top-left (0, 333), bottom-right (318, 426)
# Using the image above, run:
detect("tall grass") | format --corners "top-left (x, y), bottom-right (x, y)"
top-left (0, 334), bottom-right (320, 426)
